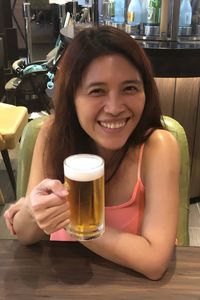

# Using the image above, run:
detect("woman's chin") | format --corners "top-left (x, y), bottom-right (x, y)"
top-left (96, 140), bottom-right (127, 154)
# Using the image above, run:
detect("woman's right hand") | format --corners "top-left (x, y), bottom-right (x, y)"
top-left (26, 178), bottom-right (70, 235)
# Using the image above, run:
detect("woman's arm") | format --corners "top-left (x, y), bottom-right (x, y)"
top-left (7, 119), bottom-right (70, 245)
top-left (4, 120), bottom-right (49, 241)
top-left (81, 130), bottom-right (180, 280)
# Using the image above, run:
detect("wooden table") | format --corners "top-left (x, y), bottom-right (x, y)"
top-left (0, 240), bottom-right (200, 299)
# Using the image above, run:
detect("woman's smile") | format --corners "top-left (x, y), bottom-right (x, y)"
top-left (98, 117), bottom-right (131, 130)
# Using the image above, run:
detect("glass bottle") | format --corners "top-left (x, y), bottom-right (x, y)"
top-left (141, 0), bottom-right (148, 24)
top-left (179, 0), bottom-right (192, 27)
top-left (127, 0), bottom-right (142, 26)
top-left (146, 0), bottom-right (162, 25)
top-left (114, 0), bottom-right (125, 24)
top-left (109, 0), bottom-right (115, 21)
top-left (102, 0), bottom-right (111, 22)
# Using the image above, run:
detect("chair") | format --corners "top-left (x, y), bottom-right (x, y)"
top-left (162, 116), bottom-right (190, 246)
top-left (0, 103), bottom-right (28, 197)
top-left (16, 115), bottom-right (190, 246)
top-left (16, 115), bottom-right (48, 200)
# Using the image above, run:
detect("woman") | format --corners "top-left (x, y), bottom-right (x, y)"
top-left (4, 26), bottom-right (180, 280)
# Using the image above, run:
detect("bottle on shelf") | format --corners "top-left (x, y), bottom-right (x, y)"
top-left (140, 0), bottom-right (148, 34)
top-left (109, 0), bottom-right (115, 21)
top-left (179, 0), bottom-right (192, 27)
top-left (127, 0), bottom-right (142, 26)
top-left (141, 0), bottom-right (148, 24)
top-left (143, 0), bottom-right (161, 36)
top-left (98, 0), bottom-right (103, 23)
top-left (146, 0), bottom-right (162, 25)
top-left (114, 0), bottom-right (125, 24)
top-left (101, 0), bottom-right (111, 23)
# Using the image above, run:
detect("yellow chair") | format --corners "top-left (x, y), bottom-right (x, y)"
top-left (16, 115), bottom-right (190, 246)
top-left (0, 103), bottom-right (28, 197)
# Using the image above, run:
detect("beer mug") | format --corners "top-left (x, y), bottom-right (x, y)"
top-left (64, 154), bottom-right (105, 240)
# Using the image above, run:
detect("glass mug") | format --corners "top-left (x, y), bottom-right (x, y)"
top-left (63, 154), bottom-right (105, 241)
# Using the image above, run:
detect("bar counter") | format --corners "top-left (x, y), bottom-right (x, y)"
top-left (140, 40), bottom-right (200, 78)
top-left (0, 240), bottom-right (200, 299)
top-left (60, 27), bottom-right (200, 78)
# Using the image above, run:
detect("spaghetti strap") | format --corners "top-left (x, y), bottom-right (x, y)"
top-left (137, 144), bottom-right (145, 180)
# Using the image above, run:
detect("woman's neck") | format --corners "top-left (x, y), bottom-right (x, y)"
top-left (96, 146), bottom-right (128, 184)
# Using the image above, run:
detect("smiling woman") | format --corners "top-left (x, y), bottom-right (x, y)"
top-left (4, 26), bottom-right (180, 280)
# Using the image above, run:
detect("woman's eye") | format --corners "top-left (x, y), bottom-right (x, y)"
top-left (124, 85), bottom-right (138, 93)
top-left (89, 89), bottom-right (105, 96)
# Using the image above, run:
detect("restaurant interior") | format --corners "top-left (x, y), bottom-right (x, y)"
top-left (0, 1), bottom-right (200, 297)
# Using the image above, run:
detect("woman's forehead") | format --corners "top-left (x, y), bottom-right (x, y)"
top-left (82, 54), bottom-right (141, 81)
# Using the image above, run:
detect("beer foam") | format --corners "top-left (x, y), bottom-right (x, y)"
top-left (64, 154), bottom-right (104, 182)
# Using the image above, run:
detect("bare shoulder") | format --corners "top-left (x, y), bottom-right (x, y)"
top-left (39, 115), bottom-right (54, 136)
top-left (32, 115), bottom-right (55, 159)
top-left (143, 129), bottom-right (180, 175)
top-left (43, 115), bottom-right (54, 127)
top-left (147, 129), bottom-right (179, 148)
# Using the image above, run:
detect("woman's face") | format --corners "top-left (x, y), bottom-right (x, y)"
top-left (75, 54), bottom-right (146, 157)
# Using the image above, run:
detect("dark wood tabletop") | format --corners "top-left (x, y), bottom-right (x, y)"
top-left (0, 240), bottom-right (200, 300)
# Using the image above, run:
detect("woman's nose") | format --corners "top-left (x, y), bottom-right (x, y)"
top-left (103, 93), bottom-right (125, 115)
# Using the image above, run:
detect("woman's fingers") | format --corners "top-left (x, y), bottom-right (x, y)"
top-left (34, 201), bottom-right (70, 224)
top-left (35, 179), bottom-right (68, 197)
top-left (5, 219), bottom-right (16, 235)
top-left (26, 179), bottom-right (71, 234)
top-left (4, 205), bottom-right (16, 235)
top-left (30, 179), bottom-right (69, 210)
top-left (38, 208), bottom-right (71, 234)
top-left (3, 200), bottom-right (24, 235)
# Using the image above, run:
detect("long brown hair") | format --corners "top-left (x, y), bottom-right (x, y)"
top-left (45, 26), bottom-right (163, 181)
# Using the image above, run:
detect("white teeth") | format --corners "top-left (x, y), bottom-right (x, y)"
top-left (100, 120), bottom-right (126, 129)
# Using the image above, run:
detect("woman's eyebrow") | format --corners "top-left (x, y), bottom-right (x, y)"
top-left (123, 80), bottom-right (143, 85)
top-left (86, 79), bottom-right (142, 87)
top-left (85, 82), bottom-right (106, 88)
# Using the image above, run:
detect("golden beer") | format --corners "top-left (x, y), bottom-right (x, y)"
top-left (64, 154), bottom-right (105, 240)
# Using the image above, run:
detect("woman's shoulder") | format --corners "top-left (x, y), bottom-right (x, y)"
top-left (128, 129), bottom-right (178, 161)
top-left (143, 128), bottom-right (180, 166)
top-left (146, 128), bottom-right (178, 150)
top-left (38, 115), bottom-right (55, 138)
top-left (141, 129), bottom-right (180, 182)
top-left (41, 115), bottom-right (54, 130)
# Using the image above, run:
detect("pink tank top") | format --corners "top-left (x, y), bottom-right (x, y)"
top-left (51, 145), bottom-right (145, 241)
